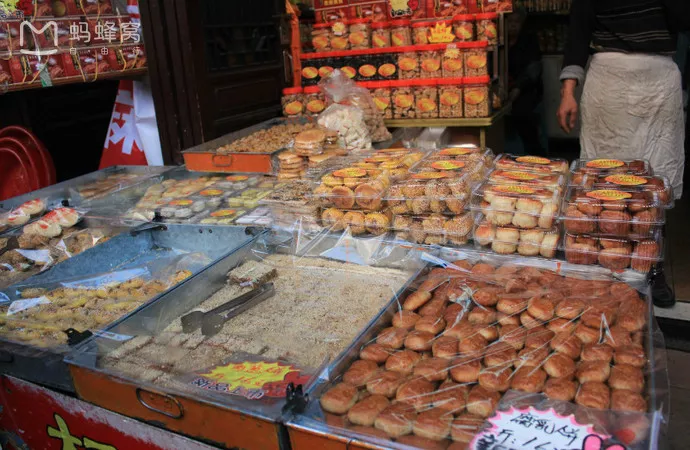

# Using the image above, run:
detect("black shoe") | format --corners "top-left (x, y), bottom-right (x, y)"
top-left (652, 268), bottom-right (676, 308)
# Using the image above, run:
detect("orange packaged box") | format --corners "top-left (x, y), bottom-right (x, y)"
top-left (412, 78), bottom-right (439, 119)
top-left (418, 43), bottom-right (445, 79)
top-left (464, 40), bottom-right (489, 77)
top-left (438, 77), bottom-right (464, 118)
top-left (463, 75), bottom-right (491, 118)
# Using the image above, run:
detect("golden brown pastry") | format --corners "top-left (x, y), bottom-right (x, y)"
top-left (499, 324), bottom-right (527, 350)
top-left (321, 208), bottom-right (346, 231)
top-left (614, 345), bottom-right (646, 368)
top-left (466, 385), bottom-right (501, 417)
top-left (366, 370), bottom-right (406, 397)
top-left (320, 382), bottom-right (359, 414)
top-left (576, 360), bottom-right (611, 384)
top-left (598, 210), bottom-right (631, 236)
top-left (432, 380), bottom-right (468, 414)
top-left (515, 346), bottom-right (549, 368)
top-left (433, 336), bottom-right (459, 359)
top-left (609, 364), bottom-right (644, 393)
top-left (564, 205), bottom-right (596, 234)
top-left (330, 186), bottom-right (356, 209)
top-left (413, 409), bottom-right (453, 441)
top-left (473, 288), bottom-right (499, 307)
top-left (445, 320), bottom-right (476, 340)
top-left (511, 366), bottom-right (547, 393)
top-left (393, 310), bottom-right (422, 330)
top-left (575, 381), bottom-right (610, 410)
top-left (360, 344), bottom-right (393, 363)
top-left (343, 211), bottom-right (367, 234)
top-left (555, 298), bottom-right (586, 320)
top-left (581, 344), bottom-right (614, 363)
top-left (497, 297), bottom-right (527, 315)
top-left (544, 378), bottom-right (578, 402)
top-left (450, 357), bottom-right (481, 383)
top-left (377, 327), bottom-right (408, 349)
top-left (458, 334), bottom-right (488, 355)
top-left (483, 342), bottom-right (517, 368)
top-left (413, 357), bottom-right (449, 382)
top-left (344, 360), bottom-right (381, 386)
top-left (478, 365), bottom-right (512, 392)
top-left (385, 350), bottom-right (422, 375)
top-left (365, 212), bottom-right (391, 235)
top-left (551, 332), bottom-right (582, 359)
top-left (603, 326), bottom-right (633, 348)
top-left (520, 311), bottom-right (542, 329)
top-left (611, 389), bottom-right (647, 413)
top-left (574, 324), bottom-right (602, 345)
top-left (468, 307), bottom-right (496, 325)
top-left (599, 246), bottom-right (632, 270)
top-left (419, 297), bottom-right (448, 318)
top-left (405, 331), bottom-right (436, 352)
top-left (404, 290), bottom-right (433, 311)
top-left (524, 328), bottom-right (555, 349)
top-left (347, 394), bottom-right (390, 426)
top-left (631, 240), bottom-right (659, 273)
top-left (544, 353), bottom-right (576, 379)
top-left (451, 413), bottom-right (485, 443)
top-left (396, 378), bottom-right (436, 411)
top-left (415, 316), bottom-right (446, 335)
top-left (374, 403), bottom-right (416, 438)
top-left (496, 312), bottom-right (521, 327)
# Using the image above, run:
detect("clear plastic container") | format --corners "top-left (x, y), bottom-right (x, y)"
top-left (474, 213), bottom-right (561, 257)
top-left (303, 86), bottom-right (327, 117)
top-left (393, 212), bottom-right (474, 246)
top-left (413, 79), bottom-right (439, 119)
top-left (453, 14), bottom-right (475, 41)
top-left (390, 19), bottom-right (412, 46)
top-left (413, 146), bottom-right (494, 178)
top-left (464, 41), bottom-right (489, 77)
top-left (476, 12), bottom-right (498, 45)
top-left (442, 45), bottom-right (464, 78)
top-left (397, 46), bottom-right (419, 80)
top-left (352, 149), bottom-right (426, 181)
top-left (581, 174), bottom-right (673, 208)
top-left (563, 230), bottom-right (663, 273)
top-left (311, 23), bottom-right (332, 52)
top-left (321, 207), bottom-right (392, 236)
top-left (418, 44), bottom-right (444, 79)
top-left (330, 21), bottom-right (350, 50)
top-left (471, 182), bottom-right (563, 230)
top-left (570, 158), bottom-right (652, 179)
top-left (386, 170), bottom-right (474, 215)
top-left (391, 81), bottom-right (415, 119)
top-left (561, 185), bottom-right (666, 238)
top-left (463, 75), bottom-right (491, 118)
top-left (411, 21), bottom-right (432, 45)
top-left (281, 87), bottom-right (304, 117)
top-left (494, 154), bottom-right (570, 174)
top-left (438, 78), bottom-right (464, 118)
top-left (371, 21), bottom-right (391, 48)
top-left (348, 18), bottom-right (371, 49)
top-left (311, 166), bottom-right (390, 211)
top-left (368, 81), bottom-right (393, 119)
top-left (488, 168), bottom-right (567, 189)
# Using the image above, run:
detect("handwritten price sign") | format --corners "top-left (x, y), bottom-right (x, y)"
top-left (470, 407), bottom-right (625, 450)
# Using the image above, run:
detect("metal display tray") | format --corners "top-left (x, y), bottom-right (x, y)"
top-left (0, 224), bottom-right (256, 393)
top-left (0, 165), bottom-right (175, 211)
top-left (66, 234), bottom-right (424, 450)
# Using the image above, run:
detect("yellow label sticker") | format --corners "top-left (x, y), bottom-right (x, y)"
top-left (586, 189), bottom-right (633, 201)
top-left (604, 175), bottom-right (648, 186)
top-left (412, 171), bottom-right (449, 179)
top-left (198, 360), bottom-right (300, 399)
top-left (200, 189), bottom-right (223, 196)
top-left (431, 160), bottom-right (466, 170)
top-left (170, 199), bottom-right (193, 206)
top-left (440, 147), bottom-right (474, 156)
top-left (586, 159), bottom-right (625, 169)
top-left (516, 156), bottom-right (551, 165)
top-left (493, 185), bottom-right (536, 195)
top-left (226, 175), bottom-right (249, 181)
top-left (210, 209), bottom-right (237, 217)
top-left (498, 171), bottom-right (539, 181)
top-left (333, 168), bottom-right (367, 178)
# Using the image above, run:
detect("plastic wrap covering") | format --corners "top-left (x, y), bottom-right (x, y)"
top-left (574, 175), bottom-right (674, 209)
top-left (494, 154), bottom-right (570, 175)
top-left (261, 181), bottom-right (322, 233)
top-left (487, 168), bottom-right (566, 190)
top-left (570, 159), bottom-right (653, 185)
top-left (289, 251), bottom-right (666, 450)
top-left (67, 233), bottom-right (425, 422)
top-left (474, 214), bottom-right (560, 258)
top-left (471, 183), bottom-right (563, 230)
top-left (387, 171), bottom-right (475, 216)
top-left (412, 146), bottom-right (495, 178)
top-left (311, 166), bottom-right (391, 212)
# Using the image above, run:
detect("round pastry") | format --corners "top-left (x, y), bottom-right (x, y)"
top-left (609, 364), bottom-right (644, 393)
top-left (497, 297), bottom-right (527, 315)
top-left (386, 349), bottom-right (422, 375)
top-left (610, 389), bottom-right (647, 413)
top-left (576, 360), bottom-right (611, 384)
top-left (450, 357), bottom-right (481, 383)
top-left (365, 212), bottom-right (390, 235)
top-left (470, 263), bottom-right (495, 276)
top-left (581, 344), bottom-right (614, 363)
top-left (366, 370), bottom-right (406, 397)
top-left (320, 382), bottom-right (359, 414)
top-left (544, 353), bottom-right (576, 379)
top-left (458, 334), bottom-right (488, 355)
top-left (538, 203), bottom-right (558, 229)
top-left (631, 240), bottom-right (659, 273)
top-left (477, 324), bottom-right (499, 342)
top-left (517, 229), bottom-right (544, 256)
top-left (631, 209), bottom-right (657, 236)
top-left (565, 242), bottom-right (600, 265)
top-left (581, 306), bottom-right (616, 329)
top-left (419, 298), bottom-right (447, 319)
top-left (574, 324), bottom-right (602, 345)
top-left (414, 357), bottom-right (449, 382)
top-left (398, 434), bottom-right (448, 449)
top-left (499, 324), bottom-right (527, 350)
top-left (432, 379), bottom-right (468, 414)
top-left (575, 381), bottom-right (610, 410)
top-left (519, 311), bottom-right (542, 329)
top-left (415, 316), bottom-right (446, 335)
top-left (614, 345), bottom-right (646, 368)
top-left (466, 385), bottom-right (501, 417)
top-left (347, 394), bottom-right (390, 426)
top-left (544, 378), bottom-right (579, 402)
top-left (19, 199), bottom-right (45, 215)
top-left (516, 346), bottom-right (549, 368)
top-left (555, 298), bottom-right (586, 320)
top-left (474, 222), bottom-right (495, 247)
top-left (403, 290), bottom-right (433, 311)
top-left (527, 296), bottom-right (554, 321)
top-left (598, 247), bottom-right (632, 270)
top-left (598, 210), bottom-right (632, 236)
top-left (451, 413), bottom-right (485, 443)
top-left (483, 342), bottom-right (516, 368)
top-left (512, 211), bottom-right (538, 229)
top-left (492, 227), bottom-right (520, 254)
top-left (396, 378), bottom-right (436, 411)
top-left (546, 318), bottom-right (577, 334)
top-left (405, 330), bottom-right (436, 352)
top-left (472, 288), bottom-right (499, 307)
top-left (468, 307), bottom-right (496, 325)
top-left (478, 365), bottom-right (512, 392)
top-left (576, 196), bottom-right (603, 217)
top-left (374, 403), bottom-right (416, 437)
top-left (360, 344), bottom-right (393, 363)
top-left (343, 211), bottom-right (367, 235)
top-left (551, 333), bottom-right (582, 359)
top-left (515, 198), bottom-right (543, 215)
top-left (330, 186), bottom-right (356, 209)
top-left (377, 327), bottom-right (408, 349)
top-left (524, 327), bottom-right (555, 349)
top-left (322, 208), bottom-right (346, 231)
top-left (48, 208), bottom-right (80, 227)
top-left (432, 336), bottom-right (459, 360)
top-left (564, 205), bottom-right (596, 234)
top-left (5, 210), bottom-right (31, 226)
top-left (393, 310), bottom-right (422, 330)
top-left (601, 198), bottom-right (627, 211)
top-left (496, 312), bottom-right (520, 327)
top-left (445, 320), bottom-right (476, 341)
top-left (511, 366), bottom-right (547, 393)
top-left (444, 303), bottom-right (466, 324)
top-left (413, 409), bottom-right (452, 441)
top-left (28, 219), bottom-right (62, 238)
top-left (599, 237), bottom-right (630, 250)
top-left (344, 360), bottom-right (381, 387)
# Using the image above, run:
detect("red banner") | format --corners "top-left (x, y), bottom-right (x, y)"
top-left (0, 375), bottom-right (217, 450)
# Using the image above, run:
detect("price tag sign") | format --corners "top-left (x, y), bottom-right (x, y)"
top-left (470, 407), bottom-right (616, 450)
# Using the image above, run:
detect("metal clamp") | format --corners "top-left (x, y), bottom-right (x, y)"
top-left (211, 154), bottom-right (233, 167)
top-left (135, 387), bottom-right (184, 419)
top-left (65, 328), bottom-right (93, 347)
top-left (282, 382), bottom-right (309, 415)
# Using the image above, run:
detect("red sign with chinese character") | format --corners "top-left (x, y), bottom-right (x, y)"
top-left (0, 375), bottom-right (219, 450)
top-left (313, 0), bottom-right (351, 23)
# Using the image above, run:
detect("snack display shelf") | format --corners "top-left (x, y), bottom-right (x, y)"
top-left (66, 234), bottom-right (424, 450)
top-left (1, 68), bottom-right (149, 95)
top-left (286, 250), bottom-right (664, 450)
top-left (0, 224), bottom-right (256, 392)
top-left (384, 105), bottom-right (510, 128)
top-left (0, 165), bottom-right (175, 211)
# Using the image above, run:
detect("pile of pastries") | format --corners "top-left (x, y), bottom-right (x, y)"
top-left (0, 199), bottom-right (47, 229)
top-left (217, 123), bottom-right (315, 154)
top-left (570, 159), bottom-right (651, 184)
top-left (494, 154), bottom-right (569, 174)
top-left (317, 261), bottom-right (651, 448)
top-left (392, 213), bottom-right (474, 246)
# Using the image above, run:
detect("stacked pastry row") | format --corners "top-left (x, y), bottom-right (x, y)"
top-left (318, 262), bottom-right (651, 449)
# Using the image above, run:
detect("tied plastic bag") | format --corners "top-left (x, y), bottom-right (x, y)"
top-left (319, 70), bottom-right (391, 145)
